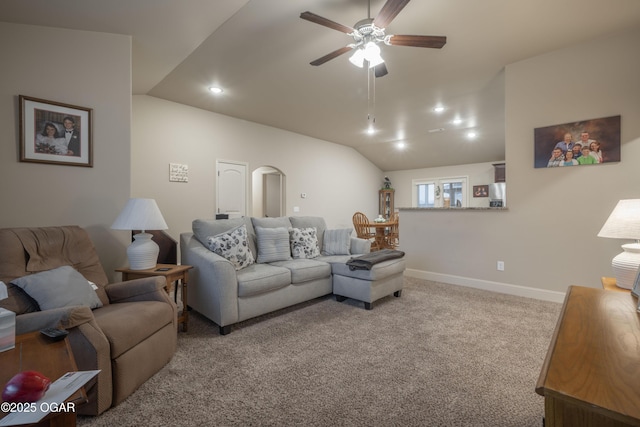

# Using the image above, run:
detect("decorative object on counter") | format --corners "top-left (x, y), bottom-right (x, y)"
top-left (597, 199), bottom-right (640, 289)
top-left (19, 95), bottom-right (93, 167)
top-left (111, 198), bottom-right (169, 270)
top-left (533, 115), bottom-right (620, 169)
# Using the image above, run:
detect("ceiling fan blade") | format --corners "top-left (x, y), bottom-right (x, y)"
top-left (310, 46), bottom-right (354, 66)
top-left (374, 63), bottom-right (388, 78)
top-left (300, 11), bottom-right (354, 34)
top-left (388, 35), bottom-right (447, 48)
top-left (373, 0), bottom-right (411, 28)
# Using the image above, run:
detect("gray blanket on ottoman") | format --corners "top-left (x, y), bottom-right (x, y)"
top-left (346, 249), bottom-right (405, 271)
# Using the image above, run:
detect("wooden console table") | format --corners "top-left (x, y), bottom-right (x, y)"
top-left (536, 286), bottom-right (640, 426)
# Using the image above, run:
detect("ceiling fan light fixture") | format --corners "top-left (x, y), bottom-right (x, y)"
top-left (348, 48), bottom-right (365, 68)
top-left (363, 42), bottom-right (384, 68)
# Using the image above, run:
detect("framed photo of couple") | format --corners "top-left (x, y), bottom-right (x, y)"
top-left (19, 95), bottom-right (93, 167)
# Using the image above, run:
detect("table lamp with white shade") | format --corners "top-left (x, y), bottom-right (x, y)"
top-left (111, 198), bottom-right (168, 270)
top-left (597, 199), bottom-right (640, 289)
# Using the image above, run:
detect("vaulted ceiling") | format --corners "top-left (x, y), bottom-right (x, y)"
top-left (2, 0), bottom-right (640, 170)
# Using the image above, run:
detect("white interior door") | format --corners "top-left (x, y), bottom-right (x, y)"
top-left (217, 160), bottom-right (248, 218)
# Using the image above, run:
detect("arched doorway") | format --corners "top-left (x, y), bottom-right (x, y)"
top-left (251, 166), bottom-right (286, 217)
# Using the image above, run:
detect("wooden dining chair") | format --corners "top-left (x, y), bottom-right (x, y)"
top-left (352, 212), bottom-right (380, 251)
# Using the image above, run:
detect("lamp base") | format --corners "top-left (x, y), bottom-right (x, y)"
top-left (127, 232), bottom-right (159, 270)
top-left (611, 243), bottom-right (640, 289)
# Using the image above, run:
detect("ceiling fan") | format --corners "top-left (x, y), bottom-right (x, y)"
top-left (300, 0), bottom-right (446, 78)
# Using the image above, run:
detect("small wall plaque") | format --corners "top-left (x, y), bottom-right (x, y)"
top-left (169, 163), bottom-right (188, 182)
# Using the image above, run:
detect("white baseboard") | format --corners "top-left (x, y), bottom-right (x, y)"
top-left (404, 269), bottom-right (566, 303)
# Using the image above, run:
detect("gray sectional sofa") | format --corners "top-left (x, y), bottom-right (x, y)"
top-left (180, 216), bottom-right (405, 334)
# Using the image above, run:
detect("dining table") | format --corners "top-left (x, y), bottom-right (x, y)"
top-left (367, 220), bottom-right (398, 250)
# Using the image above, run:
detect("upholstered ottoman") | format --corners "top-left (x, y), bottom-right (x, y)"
top-left (331, 255), bottom-right (405, 310)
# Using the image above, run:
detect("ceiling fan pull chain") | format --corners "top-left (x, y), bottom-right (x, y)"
top-left (367, 66), bottom-right (373, 124)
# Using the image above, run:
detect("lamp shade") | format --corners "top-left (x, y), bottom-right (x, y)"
top-left (597, 199), bottom-right (640, 239)
top-left (112, 198), bottom-right (168, 270)
top-left (111, 198), bottom-right (168, 231)
top-left (349, 48), bottom-right (365, 68)
top-left (363, 42), bottom-right (384, 68)
top-left (597, 199), bottom-right (640, 289)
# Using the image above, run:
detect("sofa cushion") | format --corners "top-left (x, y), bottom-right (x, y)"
top-left (236, 264), bottom-right (291, 297)
top-left (289, 227), bottom-right (320, 259)
top-left (315, 255), bottom-right (353, 273)
top-left (92, 300), bottom-right (174, 359)
top-left (322, 228), bottom-right (353, 255)
top-left (332, 257), bottom-right (406, 281)
top-left (206, 225), bottom-right (255, 270)
top-left (255, 226), bottom-right (292, 263)
top-left (269, 259), bottom-right (331, 284)
top-left (10, 265), bottom-right (103, 310)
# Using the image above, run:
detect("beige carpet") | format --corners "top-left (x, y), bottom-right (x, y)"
top-left (78, 277), bottom-right (562, 426)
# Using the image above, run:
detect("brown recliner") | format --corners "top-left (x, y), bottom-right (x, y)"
top-left (0, 226), bottom-right (177, 415)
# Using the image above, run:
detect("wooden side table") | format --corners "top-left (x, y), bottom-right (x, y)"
top-left (115, 264), bottom-right (193, 332)
top-left (601, 276), bottom-right (631, 293)
top-left (0, 332), bottom-right (85, 426)
top-left (536, 286), bottom-right (640, 426)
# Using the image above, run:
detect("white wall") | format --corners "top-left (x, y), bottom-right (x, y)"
top-left (0, 23), bottom-right (132, 279)
top-left (397, 25), bottom-right (640, 296)
top-left (131, 95), bottom-right (383, 242)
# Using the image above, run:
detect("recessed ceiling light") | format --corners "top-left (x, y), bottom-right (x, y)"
top-left (452, 118), bottom-right (463, 125)
top-left (396, 142), bottom-right (406, 150)
top-left (467, 131), bottom-right (477, 139)
top-left (209, 87), bottom-right (224, 94)
top-left (433, 106), bottom-right (445, 113)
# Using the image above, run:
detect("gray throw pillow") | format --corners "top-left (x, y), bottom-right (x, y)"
top-left (206, 225), bottom-right (255, 270)
top-left (255, 226), bottom-right (292, 263)
top-left (10, 265), bottom-right (103, 310)
top-left (322, 228), bottom-right (353, 255)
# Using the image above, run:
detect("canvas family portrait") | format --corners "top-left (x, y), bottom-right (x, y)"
top-left (533, 115), bottom-right (620, 169)
top-left (20, 95), bottom-right (93, 167)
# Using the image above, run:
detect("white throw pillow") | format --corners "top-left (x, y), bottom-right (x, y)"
top-left (289, 227), bottom-right (320, 259)
top-left (206, 224), bottom-right (255, 270)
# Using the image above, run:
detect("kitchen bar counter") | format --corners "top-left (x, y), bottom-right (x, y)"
top-left (399, 207), bottom-right (508, 211)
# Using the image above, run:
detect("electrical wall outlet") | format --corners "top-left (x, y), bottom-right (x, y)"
top-left (497, 261), bottom-right (505, 271)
